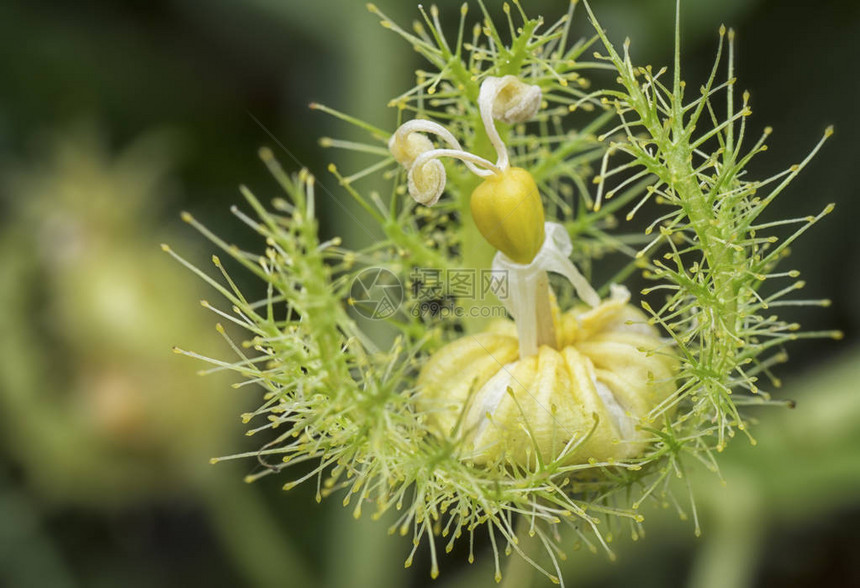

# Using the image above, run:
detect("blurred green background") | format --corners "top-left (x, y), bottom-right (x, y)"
top-left (0, 1), bottom-right (857, 587)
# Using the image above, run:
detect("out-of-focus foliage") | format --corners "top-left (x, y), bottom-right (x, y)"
top-left (0, 126), bottom-right (236, 503)
top-left (0, 126), bottom-right (316, 588)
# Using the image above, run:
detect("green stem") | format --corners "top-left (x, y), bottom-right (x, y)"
top-left (201, 477), bottom-right (317, 588)
top-left (500, 517), bottom-right (541, 588)
top-left (325, 510), bottom-right (407, 588)
top-left (666, 142), bottom-right (740, 351)
top-left (448, 17), bottom-right (542, 334)
top-left (457, 112), bottom-right (508, 334)
top-left (0, 473), bottom-right (75, 588)
top-left (586, 0), bottom-right (743, 342)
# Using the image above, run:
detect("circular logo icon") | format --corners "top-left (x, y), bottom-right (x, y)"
top-left (349, 267), bottom-right (404, 320)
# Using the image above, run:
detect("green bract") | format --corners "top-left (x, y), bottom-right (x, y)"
top-left (169, 1), bottom-right (838, 584)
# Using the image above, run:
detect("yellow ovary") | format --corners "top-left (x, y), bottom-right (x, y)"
top-left (470, 167), bottom-right (545, 264)
top-left (417, 292), bottom-right (677, 467)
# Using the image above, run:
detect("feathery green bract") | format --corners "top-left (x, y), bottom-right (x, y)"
top-left (581, 0), bottom-right (838, 454)
top-left (168, 2), bottom-right (837, 585)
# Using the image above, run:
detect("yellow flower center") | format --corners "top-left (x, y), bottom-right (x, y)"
top-left (416, 289), bottom-right (678, 467)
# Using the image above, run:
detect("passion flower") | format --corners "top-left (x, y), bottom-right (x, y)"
top-left (174, 3), bottom-right (837, 584)
top-left (390, 75), bottom-right (678, 468)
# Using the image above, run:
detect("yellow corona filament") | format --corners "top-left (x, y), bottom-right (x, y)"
top-left (470, 167), bottom-right (545, 264)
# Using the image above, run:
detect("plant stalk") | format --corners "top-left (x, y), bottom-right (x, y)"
top-left (501, 517), bottom-right (542, 588)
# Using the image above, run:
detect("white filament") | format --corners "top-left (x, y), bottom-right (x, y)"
top-left (411, 148), bottom-right (498, 178)
top-left (407, 148), bottom-right (499, 206)
top-left (465, 362), bottom-right (517, 457)
top-left (391, 75), bottom-right (542, 207)
top-left (493, 222), bottom-right (601, 358)
top-left (477, 76), bottom-right (543, 172)
top-left (389, 119), bottom-right (490, 177)
top-left (477, 77), bottom-right (511, 171)
top-left (593, 377), bottom-right (635, 441)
